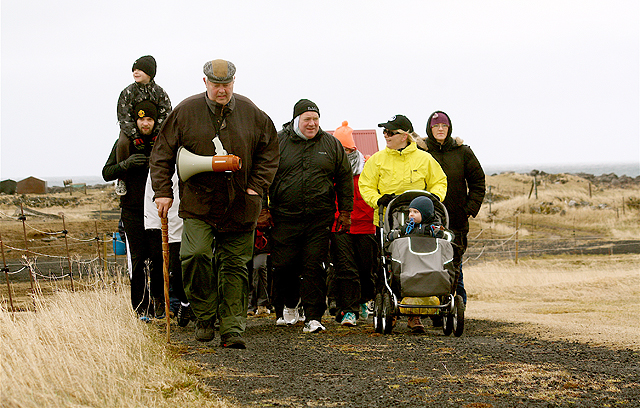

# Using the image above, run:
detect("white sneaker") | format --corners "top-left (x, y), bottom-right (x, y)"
top-left (303, 320), bottom-right (326, 333)
top-left (275, 317), bottom-right (287, 326)
top-left (283, 306), bottom-right (299, 325)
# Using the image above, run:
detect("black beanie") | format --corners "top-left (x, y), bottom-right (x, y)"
top-left (292, 99), bottom-right (320, 119)
top-left (133, 100), bottom-right (158, 121)
top-left (409, 196), bottom-right (435, 223)
top-left (132, 55), bottom-right (157, 80)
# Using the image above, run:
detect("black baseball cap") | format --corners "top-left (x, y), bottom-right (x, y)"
top-left (377, 114), bottom-right (413, 132)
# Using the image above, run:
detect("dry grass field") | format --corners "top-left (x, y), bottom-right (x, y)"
top-left (466, 254), bottom-right (640, 350)
top-left (0, 172), bottom-right (638, 407)
top-left (0, 282), bottom-right (233, 408)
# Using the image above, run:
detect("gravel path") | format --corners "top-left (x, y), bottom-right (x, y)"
top-left (168, 313), bottom-right (639, 407)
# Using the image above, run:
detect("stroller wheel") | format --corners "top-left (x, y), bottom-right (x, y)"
top-left (373, 292), bottom-right (383, 333)
top-left (453, 295), bottom-right (465, 337)
top-left (443, 311), bottom-right (453, 336)
top-left (382, 292), bottom-right (394, 335)
top-left (443, 295), bottom-right (465, 337)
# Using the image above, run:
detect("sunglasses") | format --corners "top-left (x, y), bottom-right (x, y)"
top-left (431, 123), bottom-right (449, 129)
top-left (383, 129), bottom-right (400, 136)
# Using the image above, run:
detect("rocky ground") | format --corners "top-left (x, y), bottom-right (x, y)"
top-left (164, 312), bottom-right (639, 408)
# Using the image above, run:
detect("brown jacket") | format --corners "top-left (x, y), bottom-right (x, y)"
top-left (150, 92), bottom-right (279, 232)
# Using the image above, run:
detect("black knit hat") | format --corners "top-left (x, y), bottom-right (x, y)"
top-left (293, 99), bottom-right (320, 119)
top-left (378, 114), bottom-right (414, 133)
top-left (132, 55), bottom-right (157, 80)
top-left (133, 100), bottom-right (158, 121)
top-left (409, 196), bottom-right (435, 223)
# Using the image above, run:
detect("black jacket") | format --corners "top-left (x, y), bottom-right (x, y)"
top-left (268, 123), bottom-right (353, 219)
top-left (420, 111), bottom-right (486, 233)
top-left (102, 134), bottom-right (151, 212)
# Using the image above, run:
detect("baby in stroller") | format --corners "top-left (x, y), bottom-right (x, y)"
top-left (388, 196), bottom-right (449, 242)
top-left (374, 190), bottom-right (464, 336)
top-left (387, 196), bottom-right (453, 332)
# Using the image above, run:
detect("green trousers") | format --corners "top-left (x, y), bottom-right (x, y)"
top-left (181, 218), bottom-right (253, 337)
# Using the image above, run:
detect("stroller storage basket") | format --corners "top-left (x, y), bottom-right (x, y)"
top-left (390, 235), bottom-right (455, 297)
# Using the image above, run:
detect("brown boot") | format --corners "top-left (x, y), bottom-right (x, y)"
top-left (407, 316), bottom-right (426, 333)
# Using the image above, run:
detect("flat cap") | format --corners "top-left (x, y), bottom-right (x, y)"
top-left (203, 59), bottom-right (236, 84)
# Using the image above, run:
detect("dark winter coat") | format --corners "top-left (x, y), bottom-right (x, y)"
top-left (419, 111), bottom-right (486, 233)
top-left (102, 133), bottom-right (152, 212)
top-left (268, 123), bottom-right (353, 219)
top-left (150, 92), bottom-right (280, 232)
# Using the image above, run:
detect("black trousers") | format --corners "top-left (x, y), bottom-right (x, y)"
top-left (146, 229), bottom-right (186, 303)
top-left (120, 208), bottom-right (163, 315)
top-left (271, 214), bottom-right (333, 322)
top-left (451, 229), bottom-right (468, 303)
top-left (330, 232), bottom-right (377, 316)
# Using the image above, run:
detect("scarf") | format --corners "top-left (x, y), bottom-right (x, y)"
top-left (348, 150), bottom-right (365, 176)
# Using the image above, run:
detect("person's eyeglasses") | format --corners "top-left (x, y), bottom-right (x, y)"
top-left (383, 129), bottom-right (399, 136)
top-left (431, 124), bottom-right (449, 129)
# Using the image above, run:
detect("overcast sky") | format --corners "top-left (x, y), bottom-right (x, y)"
top-left (1, 0), bottom-right (638, 181)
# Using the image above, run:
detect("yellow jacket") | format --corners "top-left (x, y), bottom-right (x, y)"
top-left (358, 142), bottom-right (447, 226)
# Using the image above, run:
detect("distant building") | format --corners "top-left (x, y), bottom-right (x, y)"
top-left (328, 129), bottom-right (379, 157)
top-left (16, 176), bottom-right (47, 194)
top-left (0, 179), bottom-right (17, 195)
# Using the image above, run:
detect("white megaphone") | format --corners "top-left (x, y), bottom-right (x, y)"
top-left (176, 146), bottom-right (242, 182)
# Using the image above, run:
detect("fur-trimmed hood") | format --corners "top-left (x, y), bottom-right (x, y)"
top-left (416, 135), bottom-right (463, 151)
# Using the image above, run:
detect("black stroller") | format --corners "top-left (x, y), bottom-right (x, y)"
top-left (373, 190), bottom-right (465, 336)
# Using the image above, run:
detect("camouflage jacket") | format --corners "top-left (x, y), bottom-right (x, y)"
top-left (117, 80), bottom-right (172, 139)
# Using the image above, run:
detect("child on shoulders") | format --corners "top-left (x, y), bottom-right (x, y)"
top-left (115, 55), bottom-right (172, 195)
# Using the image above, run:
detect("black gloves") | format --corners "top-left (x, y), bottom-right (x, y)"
top-left (120, 154), bottom-right (148, 170)
top-left (377, 193), bottom-right (396, 208)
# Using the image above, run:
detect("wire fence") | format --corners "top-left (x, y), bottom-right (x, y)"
top-left (464, 218), bottom-right (640, 264)
top-left (1, 205), bottom-right (125, 312)
top-left (2, 206), bottom-right (638, 312)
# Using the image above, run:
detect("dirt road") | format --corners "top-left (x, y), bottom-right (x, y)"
top-left (167, 313), bottom-right (639, 407)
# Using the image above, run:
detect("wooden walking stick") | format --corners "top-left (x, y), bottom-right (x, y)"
top-left (161, 216), bottom-right (171, 343)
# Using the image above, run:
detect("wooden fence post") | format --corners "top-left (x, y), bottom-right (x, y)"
top-left (19, 204), bottom-right (36, 295)
top-left (61, 213), bottom-right (74, 291)
top-left (0, 232), bottom-right (15, 313)
top-left (95, 221), bottom-right (102, 271)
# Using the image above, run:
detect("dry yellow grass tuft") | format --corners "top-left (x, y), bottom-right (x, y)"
top-left (465, 254), bottom-right (640, 349)
top-left (0, 286), bottom-right (236, 408)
